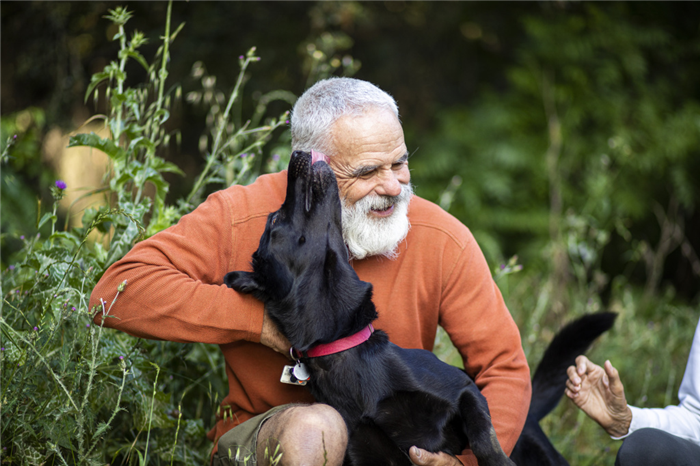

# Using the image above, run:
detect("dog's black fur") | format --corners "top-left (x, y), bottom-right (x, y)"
top-left (225, 151), bottom-right (616, 465)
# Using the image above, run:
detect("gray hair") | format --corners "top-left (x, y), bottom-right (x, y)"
top-left (290, 77), bottom-right (399, 156)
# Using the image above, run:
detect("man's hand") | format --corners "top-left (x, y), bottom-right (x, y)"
top-left (260, 310), bottom-right (291, 355)
top-left (409, 446), bottom-right (462, 466)
top-left (565, 355), bottom-right (633, 437)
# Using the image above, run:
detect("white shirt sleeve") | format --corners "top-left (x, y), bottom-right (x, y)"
top-left (613, 318), bottom-right (700, 445)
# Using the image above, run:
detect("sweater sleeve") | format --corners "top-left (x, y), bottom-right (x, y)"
top-left (620, 319), bottom-right (700, 445)
top-left (89, 189), bottom-right (265, 344)
top-left (440, 233), bottom-right (531, 465)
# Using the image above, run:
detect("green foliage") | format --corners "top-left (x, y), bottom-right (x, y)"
top-left (425, 5), bottom-right (700, 464)
top-left (1, 108), bottom-right (51, 245)
top-left (412, 3), bottom-right (700, 282)
top-left (1, 4), bottom-right (290, 464)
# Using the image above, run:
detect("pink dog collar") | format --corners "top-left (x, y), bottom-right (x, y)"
top-left (296, 324), bottom-right (375, 358)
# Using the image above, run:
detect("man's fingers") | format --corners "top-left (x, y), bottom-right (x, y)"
top-left (575, 355), bottom-right (591, 376)
top-left (409, 446), bottom-right (429, 465)
top-left (565, 377), bottom-right (580, 394)
top-left (567, 364), bottom-right (581, 386)
top-left (604, 360), bottom-right (623, 393)
top-left (409, 446), bottom-right (459, 466)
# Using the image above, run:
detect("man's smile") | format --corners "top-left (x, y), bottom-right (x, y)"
top-left (370, 204), bottom-right (394, 218)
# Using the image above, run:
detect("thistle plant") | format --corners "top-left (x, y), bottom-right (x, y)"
top-left (185, 48), bottom-right (293, 207)
top-left (1, 3), bottom-right (292, 464)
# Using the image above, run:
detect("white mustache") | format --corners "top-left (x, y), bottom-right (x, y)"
top-left (341, 183), bottom-right (413, 260)
top-left (362, 184), bottom-right (413, 212)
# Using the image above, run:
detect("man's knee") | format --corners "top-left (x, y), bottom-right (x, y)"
top-left (258, 404), bottom-right (348, 465)
top-left (304, 404), bottom-right (346, 431)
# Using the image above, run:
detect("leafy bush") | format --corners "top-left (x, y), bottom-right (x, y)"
top-left (1, 4), bottom-right (289, 464)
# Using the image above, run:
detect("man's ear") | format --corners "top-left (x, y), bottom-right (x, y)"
top-left (224, 271), bottom-right (262, 294)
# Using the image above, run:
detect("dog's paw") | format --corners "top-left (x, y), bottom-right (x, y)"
top-left (224, 271), bottom-right (260, 293)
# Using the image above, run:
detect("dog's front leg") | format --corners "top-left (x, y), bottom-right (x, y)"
top-left (457, 386), bottom-right (515, 466)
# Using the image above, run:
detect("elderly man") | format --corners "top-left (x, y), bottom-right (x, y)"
top-left (90, 77), bottom-right (530, 466)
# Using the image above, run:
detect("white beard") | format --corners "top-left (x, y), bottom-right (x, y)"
top-left (341, 183), bottom-right (413, 260)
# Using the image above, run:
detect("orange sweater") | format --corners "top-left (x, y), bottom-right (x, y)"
top-left (90, 170), bottom-right (531, 465)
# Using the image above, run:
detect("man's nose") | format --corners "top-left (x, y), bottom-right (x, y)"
top-left (375, 170), bottom-right (403, 197)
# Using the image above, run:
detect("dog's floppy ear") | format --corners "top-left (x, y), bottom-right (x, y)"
top-left (323, 245), bottom-right (339, 282)
top-left (224, 271), bottom-right (262, 294)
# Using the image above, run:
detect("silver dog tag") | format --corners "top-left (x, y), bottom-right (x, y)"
top-left (293, 362), bottom-right (310, 381)
top-left (280, 363), bottom-right (309, 386)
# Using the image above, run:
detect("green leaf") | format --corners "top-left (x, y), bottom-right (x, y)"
top-left (150, 156), bottom-right (185, 176)
top-left (170, 22), bottom-right (186, 42)
top-left (49, 231), bottom-right (83, 250)
top-left (122, 50), bottom-right (150, 72)
top-left (68, 133), bottom-right (127, 162)
top-left (85, 71), bottom-right (111, 104)
top-left (37, 212), bottom-right (56, 230)
top-left (127, 137), bottom-right (156, 156)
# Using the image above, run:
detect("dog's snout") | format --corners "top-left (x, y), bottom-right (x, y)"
top-left (311, 161), bottom-right (338, 196)
top-left (289, 151), bottom-right (312, 179)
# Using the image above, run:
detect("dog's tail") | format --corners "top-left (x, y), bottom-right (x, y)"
top-left (528, 312), bottom-right (617, 421)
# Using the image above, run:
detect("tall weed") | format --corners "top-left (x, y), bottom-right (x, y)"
top-left (1, 4), bottom-right (288, 464)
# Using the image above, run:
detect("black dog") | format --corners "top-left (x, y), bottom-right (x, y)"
top-left (225, 151), bottom-right (513, 465)
top-left (225, 151), bottom-right (615, 465)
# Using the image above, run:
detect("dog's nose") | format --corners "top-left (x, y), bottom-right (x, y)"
top-left (290, 151), bottom-right (312, 179)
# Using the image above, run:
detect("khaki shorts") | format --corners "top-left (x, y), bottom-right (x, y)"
top-left (211, 404), bottom-right (295, 466)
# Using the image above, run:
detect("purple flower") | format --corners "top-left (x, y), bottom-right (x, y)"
top-left (86, 323), bottom-right (90, 328)
top-left (8, 265), bottom-right (15, 271)
top-left (20, 235), bottom-right (24, 240)
top-left (240, 153), bottom-right (249, 158)
top-left (119, 356), bottom-right (124, 360)
top-left (272, 154), bottom-right (280, 162)
top-left (55, 180), bottom-right (67, 190)
top-left (239, 55), bottom-right (244, 60)
top-left (1, 347), bottom-right (5, 351)
top-left (71, 307), bottom-right (76, 311)
top-left (33, 326), bottom-right (38, 331)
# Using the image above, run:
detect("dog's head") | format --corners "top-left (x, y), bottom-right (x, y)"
top-left (225, 151), bottom-right (376, 351)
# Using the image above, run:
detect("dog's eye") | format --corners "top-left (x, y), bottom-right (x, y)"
top-left (299, 235), bottom-right (306, 245)
top-left (271, 213), bottom-right (278, 225)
